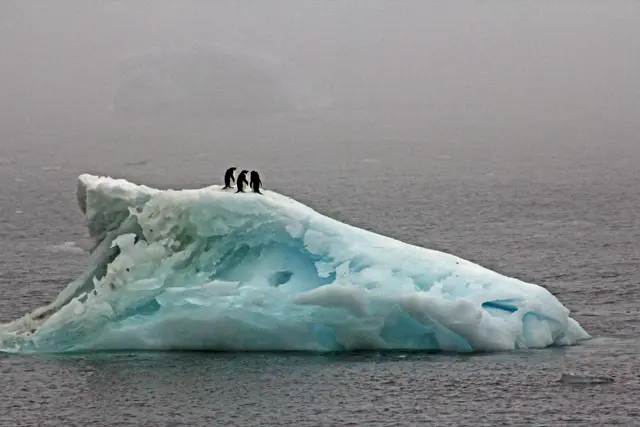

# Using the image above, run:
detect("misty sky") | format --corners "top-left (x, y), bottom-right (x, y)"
top-left (1, 1), bottom-right (639, 132)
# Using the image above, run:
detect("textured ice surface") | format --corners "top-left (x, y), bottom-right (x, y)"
top-left (0, 174), bottom-right (590, 353)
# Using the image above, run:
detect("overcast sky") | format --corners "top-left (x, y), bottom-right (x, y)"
top-left (1, 1), bottom-right (639, 132)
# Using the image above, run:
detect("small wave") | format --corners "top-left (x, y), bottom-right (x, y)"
top-left (559, 373), bottom-right (614, 385)
top-left (45, 242), bottom-right (87, 255)
top-left (124, 160), bottom-right (149, 167)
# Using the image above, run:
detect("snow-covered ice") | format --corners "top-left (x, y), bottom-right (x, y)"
top-left (0, 174), bottom-right (590, 353)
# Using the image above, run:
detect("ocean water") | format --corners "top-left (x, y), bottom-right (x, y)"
top-left (1, 117), bottom-right (638, 425)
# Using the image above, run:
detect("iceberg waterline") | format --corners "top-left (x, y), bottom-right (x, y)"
top-left (0, 174), bottom-right (590, 353)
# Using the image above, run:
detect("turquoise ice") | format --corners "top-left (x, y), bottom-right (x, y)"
top-left (0, 174), bottom-right (590, 353)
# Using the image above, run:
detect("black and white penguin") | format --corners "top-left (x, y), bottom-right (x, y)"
top-left (235, 170), bottom-right (249, 193)
top-left (249, 171), bottom-right (263, 194)
top-left (222, 167), bottom-right (237, 189)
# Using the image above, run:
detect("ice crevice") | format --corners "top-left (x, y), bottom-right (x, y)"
top-left (0, 174), bottom-right (590, 353)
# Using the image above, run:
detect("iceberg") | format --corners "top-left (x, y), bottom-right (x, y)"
top-left (0, 174), bottom-right (590, 353)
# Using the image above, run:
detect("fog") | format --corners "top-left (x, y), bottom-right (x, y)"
top-left (1, 1), bottom-right (639, 140)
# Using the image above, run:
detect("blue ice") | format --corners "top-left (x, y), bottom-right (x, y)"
top-left (0, 174), bottom-right (590, 353)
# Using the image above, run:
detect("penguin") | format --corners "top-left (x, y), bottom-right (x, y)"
top-left (235, 170), bottom-right (249, 193)
top-left (250, 171), bottom-right (263, 194)
top-left (222, 167), bottom-right (237, 189)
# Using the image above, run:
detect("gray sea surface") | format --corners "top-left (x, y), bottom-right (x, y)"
top-left (1, 121), bottom-right (639, 426)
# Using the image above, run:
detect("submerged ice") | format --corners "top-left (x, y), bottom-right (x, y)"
top-left (0, 174), bottom-right (590, 353)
